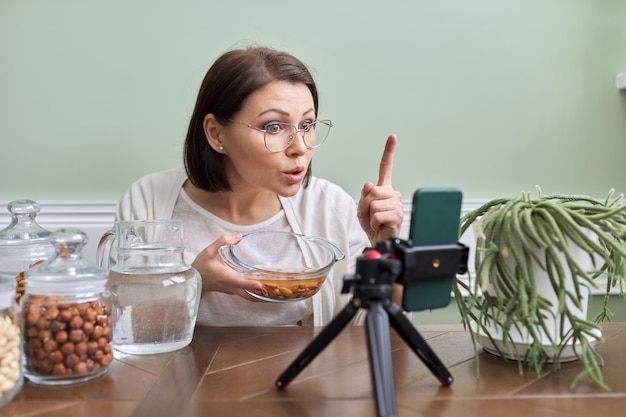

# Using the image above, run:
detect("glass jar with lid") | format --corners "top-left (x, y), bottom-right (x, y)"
top-left (0, 277), bottom-right (23, 407)
top-left (0, 200), bottom-right (55, 304)
top-left (21, 228), bottom-right (112, 386)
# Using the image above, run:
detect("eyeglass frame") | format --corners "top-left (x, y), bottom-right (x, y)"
top-left (227, 118), bottom-right (333, 152)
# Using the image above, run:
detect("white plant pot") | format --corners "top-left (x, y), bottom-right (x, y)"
top-left (473, 236), bottom-right (601, 362)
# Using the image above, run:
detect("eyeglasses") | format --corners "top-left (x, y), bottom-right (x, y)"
top-left (228, 119), bottom-right (333, 152)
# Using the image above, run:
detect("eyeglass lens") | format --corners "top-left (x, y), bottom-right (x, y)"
top-left (266, 121), bottom-right (331, 152)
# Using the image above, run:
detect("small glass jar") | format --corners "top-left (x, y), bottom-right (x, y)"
top-left (21, 228), bottom-right (112, 386)
top-left (0, 200), bottom-right (55, 304)
top-left (0, 278), bottom-right (23, 407)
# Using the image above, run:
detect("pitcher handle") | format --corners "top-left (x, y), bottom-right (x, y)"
top-left (96, 228), bottom-right (116, 269)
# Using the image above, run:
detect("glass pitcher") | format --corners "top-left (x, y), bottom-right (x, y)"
top-left (97, 220), bottom-right (201, 355)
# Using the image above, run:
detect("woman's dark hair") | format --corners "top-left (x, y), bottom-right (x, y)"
top-left (184, 46), bottom-right (319, 192)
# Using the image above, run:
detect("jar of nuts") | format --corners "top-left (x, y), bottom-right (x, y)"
top-left (0, 200), bottom-right (55, 304)
top-left (0, 277), bottom-right (23, 407)
top-left (21, 228), bottom-right (113, 386)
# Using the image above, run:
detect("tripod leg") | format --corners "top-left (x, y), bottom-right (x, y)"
top-left (385, 302), bottom-right (453, 386)
top-left (275, 298), bottom-right (360, 390)
top-left (366, 301), bottom-right (397, 417)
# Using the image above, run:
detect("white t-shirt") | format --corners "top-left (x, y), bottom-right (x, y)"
top-left (175, 189), bottom-right (312, 326)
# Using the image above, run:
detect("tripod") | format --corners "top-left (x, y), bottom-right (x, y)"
top-left (276, 239), bottom-right (468, 417)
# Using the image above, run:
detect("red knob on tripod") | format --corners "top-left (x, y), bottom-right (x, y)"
top-left (363, 249), bottom-right (382, 259)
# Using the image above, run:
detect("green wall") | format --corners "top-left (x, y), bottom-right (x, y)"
top-left (1, 0), bottom-right (626, 202)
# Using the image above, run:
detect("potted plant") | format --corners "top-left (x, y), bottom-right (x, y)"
top-left (453, 187), bottom-right (626, 390)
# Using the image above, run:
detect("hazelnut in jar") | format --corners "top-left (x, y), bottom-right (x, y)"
top-left (21, 228), bottom-right (112, 385)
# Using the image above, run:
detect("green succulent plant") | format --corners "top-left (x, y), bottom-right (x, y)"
top-left (454, 187), bottom-right (626, 390)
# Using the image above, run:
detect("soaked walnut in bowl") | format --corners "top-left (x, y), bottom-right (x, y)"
top-left (249, 274), bottom-right (327, 302)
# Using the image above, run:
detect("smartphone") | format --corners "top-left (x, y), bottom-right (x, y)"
top-left (402, 188), bottom-right (463, 312)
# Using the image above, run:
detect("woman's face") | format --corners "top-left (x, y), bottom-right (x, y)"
top-left (220, 81), bottom-right (316, 197)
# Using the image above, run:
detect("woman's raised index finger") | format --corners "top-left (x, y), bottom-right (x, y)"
top-left (377, 134), bottom-right (397, 186)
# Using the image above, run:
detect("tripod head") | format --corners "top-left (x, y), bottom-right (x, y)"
top-left (342, 237), bottom-right (469, 310)
top-left (375, 237), bottom-right (469, 284)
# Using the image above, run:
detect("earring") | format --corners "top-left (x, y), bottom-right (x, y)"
top-left (219, 146), bottom-right (224, 151)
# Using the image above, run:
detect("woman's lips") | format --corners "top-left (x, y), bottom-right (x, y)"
top-left (285, 167), bottom-right (305, 184)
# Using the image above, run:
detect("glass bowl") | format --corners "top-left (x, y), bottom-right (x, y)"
top-left (218, 231), bottom-right (345, 302)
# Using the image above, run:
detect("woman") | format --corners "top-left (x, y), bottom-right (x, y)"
top-left (115, 46), bottom-right (404, 326)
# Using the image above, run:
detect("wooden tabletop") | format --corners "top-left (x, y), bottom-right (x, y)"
top-left (2, 322), bottom-right (625, 417)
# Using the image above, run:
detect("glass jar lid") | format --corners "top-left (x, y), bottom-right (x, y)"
top-left (24, 228), bottom-right (107, 296)
top-left (0, 200), bottom-right (55, 279)
top-left (0, 200), bottom-right (52, 243)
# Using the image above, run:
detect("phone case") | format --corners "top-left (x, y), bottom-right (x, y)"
top-left (402, 188), bottom-right (463, 311)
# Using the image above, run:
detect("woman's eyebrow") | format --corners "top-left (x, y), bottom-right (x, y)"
top-left (256, 108), bottom-right (315, 118)
top-left (257, 108), bottom-right (289, 117)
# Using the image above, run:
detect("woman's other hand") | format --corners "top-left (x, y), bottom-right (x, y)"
top-left (192, 234), bottom-right (264, 301)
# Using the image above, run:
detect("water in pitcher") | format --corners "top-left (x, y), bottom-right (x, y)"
top-left (107, 268), bottom-right (199, 354)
